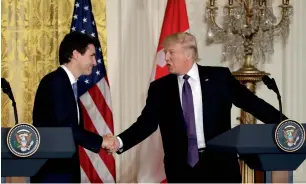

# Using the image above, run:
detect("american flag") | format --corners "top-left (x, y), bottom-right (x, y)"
top-left (70, 0), bottom-right (116, 183)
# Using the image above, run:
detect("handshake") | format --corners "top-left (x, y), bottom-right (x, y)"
top-left (101, 134), bottom-right (120, 154)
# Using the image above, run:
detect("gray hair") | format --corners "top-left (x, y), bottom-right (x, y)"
top-left (162, 32), bottom-right (199, 62)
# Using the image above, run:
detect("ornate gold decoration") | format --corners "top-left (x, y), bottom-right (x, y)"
top-left (205, 0), bottom-right (293, 183)
top-left (205, 0), bottom-right (293, 66)
top-left (1, 0), bottom-right (107, 128)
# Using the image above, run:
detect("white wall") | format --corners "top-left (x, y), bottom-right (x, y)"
top-left (106, 0), bottom-right (306, 182)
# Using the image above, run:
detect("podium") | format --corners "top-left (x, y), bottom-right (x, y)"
top-left (1, 127), bottom-right (76, 177)
top-left (206, 123), bottom-right (306, 182)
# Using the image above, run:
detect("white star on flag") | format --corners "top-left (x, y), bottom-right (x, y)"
top-left (84, 79), bottom-right (89, 84)
top-left (75, 2), bottom-right (80, 8)
top-left (83, 18), bottom-right (87, 23)
top-left (84, 6), bottom-right (89, 11)
top-left (96, 70), bottom-right (100, 75)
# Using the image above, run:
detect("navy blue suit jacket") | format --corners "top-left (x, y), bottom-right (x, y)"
top-left (117, 65), bottom-right (287, 182)
top-left (31, 67), bottom-right (103, 183)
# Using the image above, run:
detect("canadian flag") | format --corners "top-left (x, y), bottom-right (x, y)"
top-left (137, 0), bottom-right (190, 182)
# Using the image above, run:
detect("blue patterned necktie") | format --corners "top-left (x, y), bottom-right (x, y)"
top-left (182, 74), bottom-right (199, 167)
top-left (72, 82), bottom-right (78, 101)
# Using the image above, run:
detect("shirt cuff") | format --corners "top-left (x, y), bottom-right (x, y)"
top-left (117, 136), bottom-right (123, 151)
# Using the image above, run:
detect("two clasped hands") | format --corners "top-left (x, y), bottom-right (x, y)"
top-left (101, 134), bottom-right (120, 154)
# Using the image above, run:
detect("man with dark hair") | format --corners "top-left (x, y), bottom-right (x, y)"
top-left (31, 32), bottom-right (114, 183)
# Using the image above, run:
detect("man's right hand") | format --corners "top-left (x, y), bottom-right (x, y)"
top-left (102, 134), bottom-right (119, 153)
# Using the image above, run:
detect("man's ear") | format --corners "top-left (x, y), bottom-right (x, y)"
top-left (72, 50), bottom-right (79, 60)
top-left (185, 50), bottom-right (193, 61)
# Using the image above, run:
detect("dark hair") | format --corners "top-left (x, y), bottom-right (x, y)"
top-left (59, 32), bottom-right (98, 65)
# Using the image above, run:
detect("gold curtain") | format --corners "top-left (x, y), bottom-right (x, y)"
top-left (1, 0), bottom-right (107, 128)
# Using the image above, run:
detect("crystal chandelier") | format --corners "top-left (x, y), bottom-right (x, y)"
top-left (205, 0), bottom-right (293, 67)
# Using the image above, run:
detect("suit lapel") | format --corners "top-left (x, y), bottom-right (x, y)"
top-left (58, 67), bottom-right (77, 105)
top-left (198, 65), bottom-right (214, 140)
top-left (57, 67), bottom-right (79, 125)
top-left (168, 74), bottom-right (185, 129)
top-left (78, 99), bottom-right (84, 126)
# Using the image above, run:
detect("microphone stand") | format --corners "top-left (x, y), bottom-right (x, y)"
top-left (1, 78), bottom-right (18, 125)
top-left (277, 92), bottom-right (282, 123)
top-left (12, 97), bottom-right (18, 125)
top-left (262, 76), bottom-right (283, 123)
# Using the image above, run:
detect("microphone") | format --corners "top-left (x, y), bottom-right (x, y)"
top-left (262, 75), bottom-right (282, 122)
top-left (1, 78), bottom-right (18, 125)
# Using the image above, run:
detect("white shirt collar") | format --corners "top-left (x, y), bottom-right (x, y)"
top-left (60, 65), bottom-right (77, 85)
top-left (178, 63), bottom-right (199, 81)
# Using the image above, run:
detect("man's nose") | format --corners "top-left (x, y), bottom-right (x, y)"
top-left (93, 58), bottom-right (97, 66)
top-left (165, 52), bottom-right (170, 61)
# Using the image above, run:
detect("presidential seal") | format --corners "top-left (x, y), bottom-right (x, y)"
top-left (6, 123), bottom-right (40, 157)
top-left (275, 119), bottom-right (305, 152)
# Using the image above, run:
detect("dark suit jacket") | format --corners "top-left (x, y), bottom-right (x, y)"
top-left (117, 65), bottom-right (287, 182)
top-left (31, 67), bottom-right (103, 183)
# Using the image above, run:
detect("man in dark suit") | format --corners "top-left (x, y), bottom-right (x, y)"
top-left (104, 32), bottom-right (287, 183)
top-left (31, 32), bottom-right (114, 183)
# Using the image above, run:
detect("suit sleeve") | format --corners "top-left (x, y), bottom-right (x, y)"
top-left (50, 87), bottom-right (102, 153)
top-left (33, 77), bottom-right (102, 153)
top-left (72, 125), bottom-right (102, 153)
top-left (32, 77), bottom-right (49, 127)
top-left (116, 82), bottom-right (160, 153)
top-left (227, 68), bottom-right (288, 124)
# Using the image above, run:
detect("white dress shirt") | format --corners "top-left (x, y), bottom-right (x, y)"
top-left (61, 65), bottom-right (80, 124)
top-left (177, 63), bottom-right (205, 148)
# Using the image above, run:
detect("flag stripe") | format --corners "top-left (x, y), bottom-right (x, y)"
top-left (97, 148), bottom-right (116, 180)
top-left (83, 102), bottom-right (116, 182)
top-left (79, 146), bottom-right (103, 183)
top-left (85, 149), bottom-right (115, 183)
top-left (80, 90), bottom-right (112, 136)
top-left (80, 166), bottom-right (90, 183)
top-left (96, 78), bottom-right (113, 112)
top-left (80, 97), bottom-right (116, 181)
top-left (88, 85), bottom-right (114, 133)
